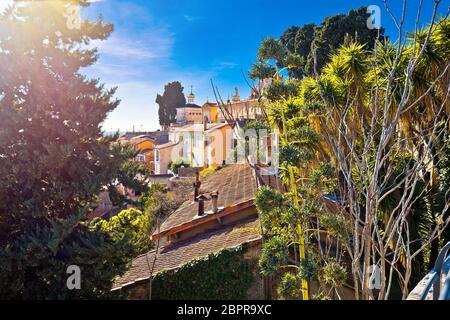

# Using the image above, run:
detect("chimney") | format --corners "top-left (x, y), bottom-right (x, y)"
top-left (203, 116), bottom-right (208, 131)
top-left (211, 191), bottom-right (219, 213)
top-left (193, 170), bottom-right (201, 202)
top-left (196, 194), bottom-right (208, 216)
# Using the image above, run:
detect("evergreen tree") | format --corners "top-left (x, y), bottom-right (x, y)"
top-left (305, 7), bottom-right (385, 74)
top-left (0, 1), bottom-right (149, 299)
top-left (257, 7), bottom-right (386, 79)
top-left (156, 81), bottom-right (186, 127)
top-left (280, 23), bottom-right (315, 78)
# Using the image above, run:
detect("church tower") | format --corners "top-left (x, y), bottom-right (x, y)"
top-left (187, 86), bottom-right (195, 104)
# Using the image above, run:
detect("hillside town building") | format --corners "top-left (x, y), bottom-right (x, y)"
top-left (112, 162), bottom-right (267, 299)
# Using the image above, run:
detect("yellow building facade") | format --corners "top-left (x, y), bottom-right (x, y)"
top-left (129, 135), bottom-right (156, 173)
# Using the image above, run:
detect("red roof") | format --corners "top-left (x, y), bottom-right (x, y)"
top-left (112, 216), bottom-right (261, 291)
top-left (154, 162), bottom-right (257, 237)
top-left (87, 209), bottom-right (108, 221)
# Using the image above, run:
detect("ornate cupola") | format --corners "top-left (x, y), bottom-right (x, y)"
top-left (187, 86), bottom-right (195, 104)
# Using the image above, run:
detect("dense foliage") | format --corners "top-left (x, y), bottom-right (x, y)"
top-left (156, 81), bottom-right (186, 127)
top-left (254, 14), bottom-right (449, 300)
top-left (91, 208), bottom-right (152, 257)
top-left (0, 1), bottom-right (149, 299)
top-left (251, 7), bottom-right (385, 80)
top-left (256, 183), bottom-right (348, 300)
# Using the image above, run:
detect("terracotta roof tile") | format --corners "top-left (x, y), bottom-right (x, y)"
top-left (157, 162), bottom-right (257, 234)
top-left (87, 209), bottom-right (108, 221)
top-left (177, 103), bottom-right (202, 109)
top-left (155, 141), bottom-right (178, 149)
top-left (172, 123), bottom-right (229, 132)
top-left (112, 217), bottom-right (261, 290)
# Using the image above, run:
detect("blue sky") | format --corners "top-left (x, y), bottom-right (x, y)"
top-left (1, 0), bottom-right (448, 131)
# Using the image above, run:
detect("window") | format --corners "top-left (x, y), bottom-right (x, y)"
top-left (137, 154), bottom-right (145, 162)
top-left (155, 149), bottom-right (160, 162)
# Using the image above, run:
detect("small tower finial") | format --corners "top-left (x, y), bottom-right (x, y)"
top-left (232, 86), bottom-right (240, 102)
top-left (187, 85), bottom-right (195, 104)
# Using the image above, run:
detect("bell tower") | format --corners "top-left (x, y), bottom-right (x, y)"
top-left (187, 86), bottom-right (195, 104)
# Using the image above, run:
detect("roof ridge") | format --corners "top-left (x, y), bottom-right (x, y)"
top-left (161, 215), bottom-right (259, 249)
top-left (155, 162), bottom-right (257, 236)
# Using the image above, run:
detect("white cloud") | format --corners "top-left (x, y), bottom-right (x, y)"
top-left (81, 2), bottom-right (243, 132)
top-left (101, 69), bottom-right (216, 132)
top-left (91, 28), bottom-right (174, 61)
top-left (93, 37), bottom-right (156, 59)
top-left (184, 14), bottom-right (204, 22)
top-left (87, 62), bottom-right (142, 78)
top-left (101, 81), bottom-right (161, 132)
top-left (214, 61), bottom-right (238, 70)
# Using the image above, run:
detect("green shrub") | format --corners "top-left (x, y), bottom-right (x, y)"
top-left (152, 247), bottom-right (254, 299)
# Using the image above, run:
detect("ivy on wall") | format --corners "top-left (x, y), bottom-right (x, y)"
top-left (151, 246), bottom-right (254, 299)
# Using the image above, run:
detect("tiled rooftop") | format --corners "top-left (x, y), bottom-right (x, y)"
top-left (171, 122), bottom-right (229, 133)
top-left (86, 209), bottom-right (108, 221)
top-left (119, 132), bottom-right (169, 145)
top-left (156, 162), bottom-right (257, 235)
top-left (155, 141), bottom-right (178, 149)
top-left (112, 216), bottom-right (261, 290)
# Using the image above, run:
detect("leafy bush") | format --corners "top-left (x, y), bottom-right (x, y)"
top-left (264, 80), bottom-right (300, 102)
top-left (320, 260), bottom-right (347, 288)
top-left (255, 186), bottom-right (284, 214)
top-left (91, 208), bottom-right (152, 256)
top-left (170, 158), bottom-right (191, 174)
top-left (277, 272), bottom-right (301, 300)
top-left (258, 236), bottom-right (290, 275)
top-left (152, 247), bottom-right (254, 299)
top-left (199, 166), bottom-right (217, 177)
